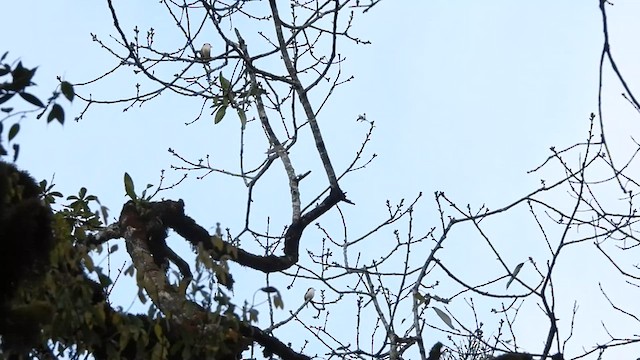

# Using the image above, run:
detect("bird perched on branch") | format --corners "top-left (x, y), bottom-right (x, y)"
top-left (200, 43), bottom-right (212, 60)
top-left (304, 287), bottom-right (315, 307)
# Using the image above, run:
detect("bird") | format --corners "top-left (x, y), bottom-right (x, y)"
top-left (304, 287), bottom-right (315, 307)
top-left (200, 43), bottom-right (212, 60)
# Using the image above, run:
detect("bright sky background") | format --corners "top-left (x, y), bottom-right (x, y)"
top-left (4, 1), bottom-right (640, 359)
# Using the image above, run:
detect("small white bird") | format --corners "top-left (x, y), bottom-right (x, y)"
top-left (304, 287), bottom-right (315, 307)
top-left (200, 43), bottom-right (212, 60)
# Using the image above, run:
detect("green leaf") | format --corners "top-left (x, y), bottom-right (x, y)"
top-left (237, 108), bottom-right (247, 129)
top-left (273, 294), bottom-right (284, 309)
top-left (219, 72), bottom-right (234, 104)
top-left (249, 308), bottom-right (259, 322)
top-left (8, 123), bottom-right (19, 141)
top-left (433, 306), bottom-right (455, 330)
top-left (83, 254), bottom-right (95, 272)
top-left (219, 72), bottom-right (230, 92)
top-left (0, 93), bottom-right (16, 105)
top-left (137, 286), bottom-right (147, 304)
top-left (60, 81), bottom-right (74, 102)
top-left (100, 205), bottom-right (109, 224)
top-left (47, 103), bottom-right (65, 124)
top-left (140, 184), bottom-right (154, 199)
top-left (214, 105), bottom-right (227, 124)
top-left (506, 262), bottom-right (524, 289)
top-left (124, 172), bottom-right (137, 200)
top-left (19, 92), bottom-right (45, 108)
top-left (154, 323), bottom-right (163, 339)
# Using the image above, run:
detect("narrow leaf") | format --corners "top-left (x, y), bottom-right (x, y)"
top-left (19, 92), bottom-right (45, 108)
top-left (137, 287), bottom-right (147, 304)
top-left (237, 108), bottom-right (247, 129)
top-left (123, 172), bottom-right (136, 200)
top-left (506, 262), bottom-right (525, 289)
top-left (433, 307), bottom-right (455, 330)
top-left (8, 123), bottom-right (19, 141)
top-left (0, 93), bottom-right (16, 104)
top-left (219, 72), bottom-right (230, 92)
top-left (154, 323), bottom-right (163, 339)
top-left (214, 105), bottom-right (227, 124)
top-left (83, 254), bottom-right (95, 272)
top-left (261, 286), bottom-right (279, 294)
top-left (100, 205), bottom-right (109, 224)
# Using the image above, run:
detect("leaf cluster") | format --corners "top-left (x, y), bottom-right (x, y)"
top-left (0, 51), bottom-right (74, 160)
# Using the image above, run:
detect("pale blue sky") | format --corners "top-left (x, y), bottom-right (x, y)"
top-left (4, 1), bottom-right (640, 359)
